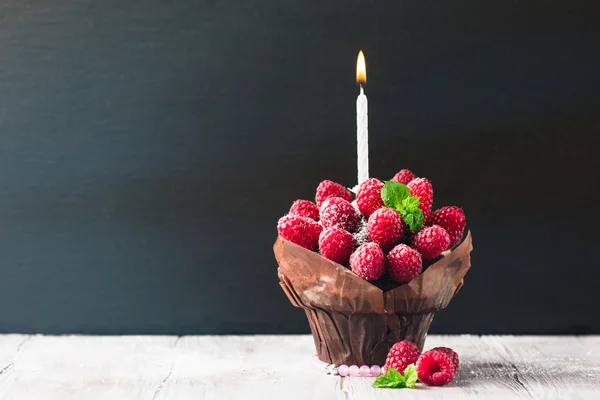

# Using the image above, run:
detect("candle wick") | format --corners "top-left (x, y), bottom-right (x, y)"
top-left (360, 84), bottom-right (364, 95)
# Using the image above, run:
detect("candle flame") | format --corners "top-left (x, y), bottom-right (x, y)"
top-left (356, 50), bottom-right (366, 85)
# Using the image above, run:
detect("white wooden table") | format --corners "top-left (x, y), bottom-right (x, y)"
top-left (0, 335), bottom-right (597, 399)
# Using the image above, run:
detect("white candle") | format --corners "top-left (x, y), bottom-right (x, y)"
top-left (356, 50), bottom-right (368, 187)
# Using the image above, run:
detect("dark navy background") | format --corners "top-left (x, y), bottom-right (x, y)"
top-left (0, 1), bottom-right (598, 334)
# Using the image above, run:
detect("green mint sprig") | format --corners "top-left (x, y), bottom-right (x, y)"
top-left (372, 364), bottom-right (418, 389)
top-left (381, 181), bottom-right (424, 232)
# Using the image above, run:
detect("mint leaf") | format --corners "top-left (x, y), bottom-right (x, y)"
top-left (384, 380), bottom-right (407, 388)
top-left (381, 181), bottom-right (410, 210)
top-left (381, 181), bottom-right (424, 232)
top-left (403, 364), bottom-right (418, 388)
top-left (372, 367), bottom-right (407, 388)
top-left (402, 209), bottom-right (424, 233)
top-left (399, 195), bottom-right (424, 232)
top-left (401, 196), bottom-right (420, 213)
top-left (386, 367), bottom-right (403, 382)
top-left (372, 375), bottom-right (396, 388)
top-left (372, 365), bottom-right (419, 389)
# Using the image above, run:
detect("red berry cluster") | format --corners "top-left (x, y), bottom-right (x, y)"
top-left (385, 340), bottom-right (459, 386)
top-left (277, 169), bottom-right (466, 285)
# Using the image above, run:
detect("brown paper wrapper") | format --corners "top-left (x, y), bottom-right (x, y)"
top-left (274, 231), bottom-right (473, 366)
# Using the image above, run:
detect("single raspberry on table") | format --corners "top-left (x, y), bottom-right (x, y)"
top-left (318, 227), bottom-right (355, 264)
top-left (430, 347), bottom-right (459, 373)
top-left (428, 206), bottom-right (466, 248)
top-left (277, 214), bottom-right (322, 250)
top-left (288, 199), bottom-right (319, 221)
top-left (319, 197), bottom-right (360, 232)
top-left (415, 350), bottom-right (455, 386)
top-left (407, 178), bottom-right (433, 221)
top-left (367, 207), bottom-right (404, 250)
top-left (411, 225), bottom-right (450, 261)
top-left (391, 169), bottom-right (416, 185)
top-left (387, 244), bottom-right (423, 284)
top-left (349, 242), bottom-right (385, 281)
top-left (356, 178), bottom-right (385, 217)
top-left (384, 340), bottom-right (420, 374)
top-left (315, 180), bottom-right (352, 207)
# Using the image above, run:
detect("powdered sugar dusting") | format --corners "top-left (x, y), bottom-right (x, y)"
top-left (353, 218), bottom-right (369, 247)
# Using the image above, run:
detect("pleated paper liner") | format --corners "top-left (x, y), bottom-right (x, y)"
top-left (274, 231), bottom-right (473, 366)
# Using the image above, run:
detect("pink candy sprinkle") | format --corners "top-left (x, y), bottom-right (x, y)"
top-left (335, 363), bottom-right (383, 377)
top-left (338, 365), bottom-right (349, 376)
top-left (370, 365), bottom-right (381, 377)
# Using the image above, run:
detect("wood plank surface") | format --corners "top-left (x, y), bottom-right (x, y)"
top-left (0, 335), bottom-right (596, 399)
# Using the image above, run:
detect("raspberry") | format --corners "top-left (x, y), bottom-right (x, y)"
top-left (319, 197), bottom-right (360, 231)
top-left (318, 227), bottom-right (354, 264)
top-left (428, 206), bottom-right (466, 248)
top-left (407, 178), bottom-right (433, 221)
top-left (411, 225), bottom-right (450, 261)
top-left (430, 347), bottom-right (459, 373)
top-left (349, 242), bottom-right (385, 281)
top-left (289, 199), bottom-right (319, 221)
top-left (356, 178), bottom-right (385, 217)
top-left (315, 180), bottom-right (352, 207)
top-left (384, 340), bottom-right (420, 374)
top-left (367, 208), bottom-right (404, 250)
top-left (415, 350), bottom-right (455, 386)
top-left (277, 214), bottom-right (322, 250)
top-left (391, 169), bottom-right (416, 185)
top-left (387, 244), bottom-right (423, 284)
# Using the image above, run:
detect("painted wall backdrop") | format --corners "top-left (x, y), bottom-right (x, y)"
top-left (0, 1), bottom-right (598, 334)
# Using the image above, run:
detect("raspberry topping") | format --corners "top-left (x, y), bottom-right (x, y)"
top-left (387, 244), bottom-right (423, 284)
top-left (277, 214), bottom-right (322, 250)
top-left (411, 225), bottom-right (451, 261)
top-left (349, 242), bottom-right (385, 281)
top-left (407, 178), bottom-right (433, 221)
top-left (319, 197), bottom-right (360, 232)
top-left (315, 180), bottom-right (352, 207)
top-left (391, 169), bottom-right (416, 185)
top-left (288, 199), bottom-right (319, 221)
top-left (318, 227), bottom-right (355, 265)
top-left (428, 206), bottom-right (466, 248)
top-left (367, 207), bottom-right (404, 250)
top-left (415, 350), bottom-right (455, 386)
top-left (356, 178), bottom-right (385, 217)
top-left (384, 340), bottom-right (420, 375)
